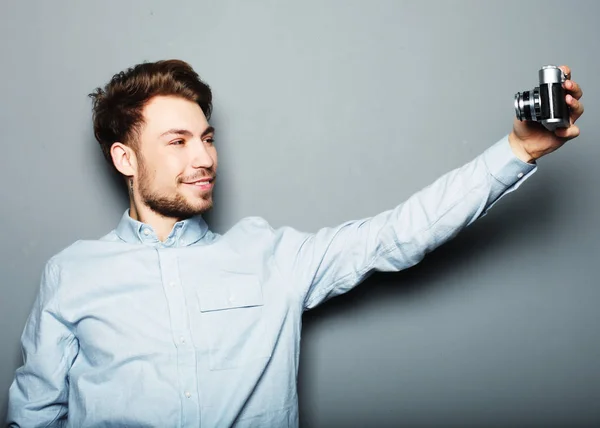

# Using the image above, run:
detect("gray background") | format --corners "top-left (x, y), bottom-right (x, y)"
top-left (1, 0), bottom-right (598, 426)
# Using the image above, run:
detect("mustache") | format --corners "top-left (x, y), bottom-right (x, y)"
top-left (179, 170), bottom-right (217, 183)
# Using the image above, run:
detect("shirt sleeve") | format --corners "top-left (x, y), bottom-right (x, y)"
top-left (7, 260), bottom-right (79, 427)
top-left (269, 135), bottom-right (537, 310)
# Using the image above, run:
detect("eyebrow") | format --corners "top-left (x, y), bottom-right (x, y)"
top-left (159, 126), bottom-right (215, 139)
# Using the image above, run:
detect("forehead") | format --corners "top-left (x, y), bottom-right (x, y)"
top-left (141, 96), bottom-right (209, 136)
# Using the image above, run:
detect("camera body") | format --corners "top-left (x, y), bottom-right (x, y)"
top-left (514, 65), bottom-right (570, 131)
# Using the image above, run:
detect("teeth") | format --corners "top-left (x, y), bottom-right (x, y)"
top-left (194, 181), bottom-right (209, 185)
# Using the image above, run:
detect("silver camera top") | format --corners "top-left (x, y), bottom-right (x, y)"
top-left (540, 65), bottom-right (567, 84)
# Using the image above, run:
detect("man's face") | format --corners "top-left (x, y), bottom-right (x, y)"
top-left (134, 95), bottom-right (217, 219)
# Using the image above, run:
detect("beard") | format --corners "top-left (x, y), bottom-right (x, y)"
top-left (137, 159), bottom-right (215, 219)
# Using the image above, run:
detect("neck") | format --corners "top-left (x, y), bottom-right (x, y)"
top-left (129, 199), bottom-right (179, 242)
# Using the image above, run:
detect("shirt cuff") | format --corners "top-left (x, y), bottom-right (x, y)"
top-left (482, 134), bottom-right (537, 187)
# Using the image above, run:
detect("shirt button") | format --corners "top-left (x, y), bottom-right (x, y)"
top-left (169, 281), bottom-right (176, 288)
top-left (180, 336), bottom-right (186, 344)
top-left (517, 172), bottom-right (524, 179)
top-left (185, 391), bottom-right (191, 398)
top-left (143, 229), bottom-right (150, 236)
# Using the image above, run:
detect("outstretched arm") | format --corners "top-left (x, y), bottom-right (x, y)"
top-left (270, 65), bottom-right (583, 311)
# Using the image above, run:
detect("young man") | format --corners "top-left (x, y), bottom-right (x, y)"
top-left (7, 60), bottom-right (584, 427)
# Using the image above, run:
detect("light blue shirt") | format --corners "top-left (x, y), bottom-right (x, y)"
top-left (8, 136), bottom-right (536, 427)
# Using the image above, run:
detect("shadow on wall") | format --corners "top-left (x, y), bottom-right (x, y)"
top-left (297, 174), bottom-right (559, 412)
top-left (300, 176), bottom-right (558, 324)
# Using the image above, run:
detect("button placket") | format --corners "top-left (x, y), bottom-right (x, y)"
top-left (156, 247), bottom-right (200, 423)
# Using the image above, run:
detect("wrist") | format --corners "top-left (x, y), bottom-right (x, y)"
top-left (508, 131), bottom-right (536, 164)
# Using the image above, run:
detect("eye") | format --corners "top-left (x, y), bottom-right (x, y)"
top-left (170, 139), bottom-right (185, 146)
top-left (204, 137), bottom-right (215, 145)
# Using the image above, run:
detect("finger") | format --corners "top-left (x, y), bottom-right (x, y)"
top-left (559, 65), bottom-right (571, 80)
top-left (564, 79), bottom-right (583, 100)
top-left (567, 94), bottom-right (584, 123)
top-left (554, 124), bottom-right (580, 140)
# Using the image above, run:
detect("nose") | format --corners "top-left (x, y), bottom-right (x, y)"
top-left (190, 139), bottom-right (215, 169)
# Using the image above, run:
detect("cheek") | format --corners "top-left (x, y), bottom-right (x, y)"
top-left (149, 158), bottom-right (185, 188)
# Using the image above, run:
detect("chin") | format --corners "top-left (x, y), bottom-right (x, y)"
top-left (200, 202), bottom-right (213, 213)
top-left (190, 198), bottom-right (213, 214)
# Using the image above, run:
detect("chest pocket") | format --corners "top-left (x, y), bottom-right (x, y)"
top-left (197, 273), bottom-right (272, 370)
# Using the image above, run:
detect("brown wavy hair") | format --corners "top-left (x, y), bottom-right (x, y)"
top-left (89, 59), bottom-right (213, 170)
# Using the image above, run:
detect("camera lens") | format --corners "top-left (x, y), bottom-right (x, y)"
top-left (514, 88), bottom-right (541, 122)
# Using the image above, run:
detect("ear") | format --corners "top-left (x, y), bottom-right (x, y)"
top-left (110, 142), bottom-right (137, 177)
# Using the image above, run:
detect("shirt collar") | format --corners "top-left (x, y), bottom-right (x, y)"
top-left (115, 209), bottom-right (209, 247)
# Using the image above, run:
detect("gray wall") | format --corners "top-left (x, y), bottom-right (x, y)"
top-left (1, 0), bottom-right (599, 426)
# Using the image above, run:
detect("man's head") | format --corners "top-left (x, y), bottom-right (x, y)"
top-left (90, 59), bottom-right (217, 220)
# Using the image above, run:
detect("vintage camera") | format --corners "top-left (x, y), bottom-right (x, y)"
top-left (514, 65), bottom-right (570, 131)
